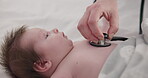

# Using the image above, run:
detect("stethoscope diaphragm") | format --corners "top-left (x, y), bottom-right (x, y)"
top-left (89, 33), bottom-right (111, 47)
top-left (89, 41), bottom-right (111, 47)
top-left (89, 33), bottom-right (128, 47)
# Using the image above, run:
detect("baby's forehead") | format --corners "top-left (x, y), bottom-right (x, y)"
top-left (20, 28), bottom-right (43, 49)
top-left (28, 27), bottom-right (49, 31)
top-left (27, 28), bottom-right (43, 32)
top-left (25, 28), bottom-right (47, 36)
top-left (24, 28), bottom-right (44, 40)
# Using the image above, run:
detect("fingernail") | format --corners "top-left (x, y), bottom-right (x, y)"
top-left (93, 40), bottom-right (99, 44)
top-left (98, 36), bottom-right (104, 40)
top-left (109, 33), bottom-right (114, 40)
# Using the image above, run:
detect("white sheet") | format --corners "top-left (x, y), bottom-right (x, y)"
top-left (0, 0), bottom-right (147, 78)
top-left (99, 19), bottom-right (148, 78)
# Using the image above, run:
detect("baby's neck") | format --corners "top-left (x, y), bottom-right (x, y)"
top-left (48, 45), bottom-right (74, 77)
top-left (51, 40), bottom-right (117, 78)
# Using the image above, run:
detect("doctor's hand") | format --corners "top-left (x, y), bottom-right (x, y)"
top-left (77, 0), bottom-right (119, 42)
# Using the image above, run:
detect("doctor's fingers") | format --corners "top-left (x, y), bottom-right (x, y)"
top-left (108, 11), bottom-right (119, 39)
top-left (78, 25), bottom-right (98, 41)
top-left (88, 8), bottom-right (104, 40)
top-left (77, 8), bottom-right (98, 41)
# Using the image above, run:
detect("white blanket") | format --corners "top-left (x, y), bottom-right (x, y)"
top-left (99, 19), bottom-right (148, 78)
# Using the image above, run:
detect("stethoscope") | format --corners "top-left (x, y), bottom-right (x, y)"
top-left (89, 0), bottom-right (145, 47)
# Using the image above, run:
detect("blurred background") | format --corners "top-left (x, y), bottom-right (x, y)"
top-left (0, 0), bottom-right (147, 41)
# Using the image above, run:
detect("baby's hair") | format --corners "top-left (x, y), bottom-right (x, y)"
top-left (0, 26), bottom-right (45, 78)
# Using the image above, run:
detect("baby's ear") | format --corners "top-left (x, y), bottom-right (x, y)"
top-left (33, 60), bottom-right (52, 72)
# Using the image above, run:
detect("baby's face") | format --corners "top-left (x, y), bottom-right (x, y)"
top-left (20, 28), bottom-right (73, 61)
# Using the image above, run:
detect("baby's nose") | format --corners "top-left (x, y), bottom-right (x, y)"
top-left (52, 28), bottom-right (59, 33)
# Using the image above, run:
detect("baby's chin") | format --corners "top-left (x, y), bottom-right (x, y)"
top-left (69, 40), bottom-right (74, 47)
top-left (68, 40), bottom-right (74, 50)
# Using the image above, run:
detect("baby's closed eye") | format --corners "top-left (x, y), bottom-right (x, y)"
top-left (45, 33), bottom-right (49, 39)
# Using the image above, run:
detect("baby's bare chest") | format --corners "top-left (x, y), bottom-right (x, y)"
top-left (72, 41), bottom-right (115, 60)
top-left (55, 41), bottom-right (117, 78)
top-left (66, 41), bottom-right (116, 78)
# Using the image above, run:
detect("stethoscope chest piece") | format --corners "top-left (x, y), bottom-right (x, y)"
top-left (89, 33), bottom-right (128, 47)
top-left (89, 33), bottom-right (111, 47)
top-left (89, 41), bottom-right (111, 47)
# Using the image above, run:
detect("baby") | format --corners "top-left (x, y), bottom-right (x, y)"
top-left (0, 26), bottom-right (117, 78)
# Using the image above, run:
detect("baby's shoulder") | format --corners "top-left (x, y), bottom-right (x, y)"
top-left (73, 40), bottom-right (90, 48)
top-left (51, 70), bottom-right (73, 78)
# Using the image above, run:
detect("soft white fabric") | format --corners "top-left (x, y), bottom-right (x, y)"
top-left (98, 19), bottom-right (148, 78)
top-left (142, 18), bottom-right (148, 44)
top-left (144, 0), bottom-right (148, 18)
top-left (0, 0), bottom-right (147, 78)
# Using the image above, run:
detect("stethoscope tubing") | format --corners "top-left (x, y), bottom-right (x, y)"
top-left (139, 0), bottom-right (145, 34)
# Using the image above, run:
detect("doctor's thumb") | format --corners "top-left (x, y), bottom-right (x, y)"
top-left (107, 13), bottom-right (119, 39)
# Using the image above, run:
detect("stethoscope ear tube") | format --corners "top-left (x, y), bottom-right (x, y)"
top-left (139, 0), bottom-right (145, 34)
